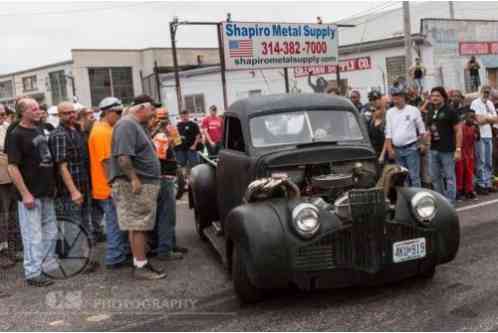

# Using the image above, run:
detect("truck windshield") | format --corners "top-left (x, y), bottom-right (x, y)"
top-left (250, 110), bottom-right (364, 148)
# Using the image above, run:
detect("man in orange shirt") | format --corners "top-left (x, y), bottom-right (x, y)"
top-left (88, 97), bottom-right (129, 269)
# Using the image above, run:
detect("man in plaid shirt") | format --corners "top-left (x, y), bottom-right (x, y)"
top-left (49, 101), bottom-right (99, 272)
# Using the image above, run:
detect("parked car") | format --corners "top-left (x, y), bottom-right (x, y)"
top-left (189, 94), bottom-right (460, 304)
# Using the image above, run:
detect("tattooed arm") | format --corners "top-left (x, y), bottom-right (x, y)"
top-left (117, 155), bottom-right (141, 194)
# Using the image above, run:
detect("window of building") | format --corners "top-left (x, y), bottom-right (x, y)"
top-left (49, 70), bottom-right (68, 105)
top-left (248, 89), bottom-right (262, 96)
top-left (22, 75), bottom-right (37, 92)
top-left (184, 94), bottom-right (205, 114)
top-left (225, 116), bottom-right (245, 152)
top-left (385, 56), bottom-right (406, 86)
top-left (0, 80), bottom-right (13, 99)
top-left (88, 67), bottom-right (134, 106)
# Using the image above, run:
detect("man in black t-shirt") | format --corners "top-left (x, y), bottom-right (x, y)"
top-left (426, 87), bottom-right (462, 204)
top-left (175, 110), bottom-right (201, 172)
top-left (6, 98), bottom-right (58, 287)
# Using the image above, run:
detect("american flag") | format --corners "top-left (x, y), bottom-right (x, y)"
top-left (229, 39), bottom-right (253, 58)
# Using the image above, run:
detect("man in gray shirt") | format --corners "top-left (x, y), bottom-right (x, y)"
top-left (110, 95), bottom-right (165, 280)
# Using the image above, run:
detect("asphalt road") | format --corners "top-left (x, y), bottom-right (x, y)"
top-left (1, 193), bottom-right (498, 331)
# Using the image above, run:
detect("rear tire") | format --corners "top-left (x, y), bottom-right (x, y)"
top-left (232, 243), bottom-right (263, 304)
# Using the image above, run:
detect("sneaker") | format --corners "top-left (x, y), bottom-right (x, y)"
top-left (133, 263), bottom-right (167, 280)
top-left (466, 192), bottom-right (478, 200)
top-left (156, 251), bottom-right (183, 261)
top-left (173, 246), bottom-right (189, 254)
top-left (476, 186), bottom-right (489, 195)
top-left (456, 192), bottom-right (465, 202)
top-left (106, 258), bottom-right (132, 270)
top-left (26, 275), bottom-right (54, 287)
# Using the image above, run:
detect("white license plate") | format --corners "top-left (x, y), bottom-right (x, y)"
top-left (393, 238), bottom-right (426, 263)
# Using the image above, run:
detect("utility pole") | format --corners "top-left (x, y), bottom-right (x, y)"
top-left (170, 18), bottom-right (183, 113)
top-left (403, 1), bottom-right (413, 82)
top-left (449, 1), bottom-right (455, 19)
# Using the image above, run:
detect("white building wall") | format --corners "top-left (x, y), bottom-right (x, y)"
top-left (72, 50), bottom-right (144, 107)
top-left (0, 62), bottom-right (74, 106)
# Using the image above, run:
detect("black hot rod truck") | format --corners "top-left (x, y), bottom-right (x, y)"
top-left (189, 94), bottom-right (460, 303)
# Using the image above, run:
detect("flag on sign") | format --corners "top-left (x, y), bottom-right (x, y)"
top-left (229, 40), bottom-right (253, 58)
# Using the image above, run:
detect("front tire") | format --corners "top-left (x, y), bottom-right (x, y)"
top-left (232, 243), bottom-right (263, 304)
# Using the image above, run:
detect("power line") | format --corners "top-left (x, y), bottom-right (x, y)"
top-left (337, 1), bottom-right (398, 23)
top-left (0, 2), bottom-right (158, 18)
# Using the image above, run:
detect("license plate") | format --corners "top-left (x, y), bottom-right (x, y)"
top-left (393, 238), bottom-right (426, 263)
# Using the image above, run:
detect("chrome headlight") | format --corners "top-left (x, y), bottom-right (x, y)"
top-left (411, 192), bottom-right (437, 224)
top-left (292, 203), bottom-right (320, 239)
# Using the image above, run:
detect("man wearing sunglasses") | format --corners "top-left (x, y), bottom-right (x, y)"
top-left (88, 97), bottom-right (130, 269)
top-left (470, 86), bottom-right (498, 194)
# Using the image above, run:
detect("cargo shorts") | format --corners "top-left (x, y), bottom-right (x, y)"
top-left (111, 178), bottom-right (160, 231)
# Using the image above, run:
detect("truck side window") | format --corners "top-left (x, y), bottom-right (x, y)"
top-left (226, 116), bottom-right (245, 152)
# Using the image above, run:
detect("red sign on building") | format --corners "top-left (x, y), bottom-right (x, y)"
top-left (294, 56), bottom-right (372, 78)
top-left (459, 42), bottom-right (498, 55)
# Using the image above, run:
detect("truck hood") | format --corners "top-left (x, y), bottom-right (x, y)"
top-left (256, 144), bottom-right (376, 169)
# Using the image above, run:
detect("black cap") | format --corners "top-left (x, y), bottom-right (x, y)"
top-left (368, 90), bottom-right (382, 101)
top-left (132, 94), bottom-right (161, 108)
top-left (391, 86), bottom-right (407, 97)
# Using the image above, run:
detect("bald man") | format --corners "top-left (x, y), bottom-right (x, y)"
top-left (7, 98), bottom-right (58, 286)
top-left (49, 101), bottom-right (99, 273)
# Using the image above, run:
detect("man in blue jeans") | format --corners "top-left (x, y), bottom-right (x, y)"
top-left (7, 98), bottom-right (58, 287)
top-left (385, 87), bottom-right (428, 187)
top-left (151, 115), bottom-right (188, 260)
top-left (471, 86), bottom-right (498, 194)
top-left (88, 97), bottom-right (130, 269)
top-left (425, 87), bottom-right (462, 204)
top-left (176, 110), bottom-right (201, 177)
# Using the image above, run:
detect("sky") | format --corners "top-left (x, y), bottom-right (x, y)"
top-left (0, 0), bottom-right (389, 74)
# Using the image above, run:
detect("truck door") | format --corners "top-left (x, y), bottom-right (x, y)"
top-left (217, 116), bottom-right (252, 225)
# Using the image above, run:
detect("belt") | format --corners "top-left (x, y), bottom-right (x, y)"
top-left (394, 141), bottom-right (417, 149)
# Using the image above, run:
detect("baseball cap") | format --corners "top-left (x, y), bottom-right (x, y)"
top-left (132, 94), bottom-right (161, 108)
top-left (391, 86), bottom-right (407, 96)
top-left (99, 97), bottom-right (123, 111)
top-left (368, 90), bottom-right (382, 101)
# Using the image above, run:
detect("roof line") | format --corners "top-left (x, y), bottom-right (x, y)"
top-left (71, 47), bottom-right (218, 52)
top-left (0, 60), bottom-right (73, 79)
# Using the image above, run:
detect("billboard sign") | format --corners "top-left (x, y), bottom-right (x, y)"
top-left (293, 56), bottom-right (372, 78)
top-left (221, 22), bottom-right (338, 71)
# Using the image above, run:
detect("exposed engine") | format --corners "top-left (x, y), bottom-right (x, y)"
top-left (269, 160), bottom-right (378, 204)
top-left (245, 161), bottom-right (407, 223)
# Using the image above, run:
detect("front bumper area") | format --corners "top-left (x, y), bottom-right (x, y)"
top-left (291, 222), bottom-right (437, 290)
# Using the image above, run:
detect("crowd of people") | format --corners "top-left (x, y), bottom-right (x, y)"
top-left (0, 94), bottom-right (223, 287)
top-left (0, 60), bottom-right (496, 288)
top-left (354, 82), bottom-right (498, 204)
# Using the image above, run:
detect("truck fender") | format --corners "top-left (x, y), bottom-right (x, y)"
top-left (225, 200), bottom-right (290, 289)
top-left (396, 188), bottom-right (460, 264)
top-left (190, 163), bottom-right (219, 223)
